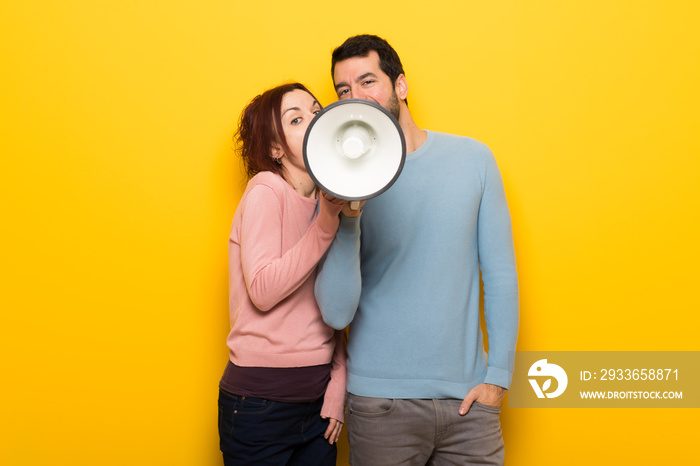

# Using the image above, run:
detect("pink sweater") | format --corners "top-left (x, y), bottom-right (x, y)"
top-left (227, 171), bottom-right (347, 421)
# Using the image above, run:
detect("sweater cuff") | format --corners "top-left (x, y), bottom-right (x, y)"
top-left (338, 212), bottom-right (361, 233)
top-left (317, 197), bottom-right (343, 235)
top-left (321, 391), bottom-right (346, 423)
top-left (484, 366), bottom-right (513, 390)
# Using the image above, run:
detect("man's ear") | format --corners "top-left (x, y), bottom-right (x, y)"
top-left (395, 74), bottom-right (408, 101)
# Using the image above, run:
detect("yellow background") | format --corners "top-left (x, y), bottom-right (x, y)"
top-left (2, 1), bottom-right (698, 464)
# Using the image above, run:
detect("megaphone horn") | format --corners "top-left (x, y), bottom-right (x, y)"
top-left (303, 99), bottom-right (406, 204)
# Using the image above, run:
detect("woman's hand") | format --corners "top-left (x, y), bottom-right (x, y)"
top-left (322, 416), bottom-right (343, 444)
top-left (341, 200), bottom-right (364, 217)
top-left (320, 191), bottom-right (364, 218)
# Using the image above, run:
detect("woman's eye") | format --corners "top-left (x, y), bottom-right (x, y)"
top-left (291, 117), bottom-right (301, 125)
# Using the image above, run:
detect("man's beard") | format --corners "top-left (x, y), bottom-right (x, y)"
top-left (387, 90), bottom-right (400, 120)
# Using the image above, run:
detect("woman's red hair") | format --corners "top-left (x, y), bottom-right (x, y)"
top-left (234, 82), bottom-right (319, 180)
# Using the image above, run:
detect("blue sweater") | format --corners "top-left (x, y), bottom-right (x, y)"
top-left (315, 130), bottom-right (519, 399)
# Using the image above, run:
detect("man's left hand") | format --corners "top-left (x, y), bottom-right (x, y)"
top-left (459, 383), bottom-right (507, 415)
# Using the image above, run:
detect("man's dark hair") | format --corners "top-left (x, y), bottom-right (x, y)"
top-left (331, 34), bottom-right (407, 97)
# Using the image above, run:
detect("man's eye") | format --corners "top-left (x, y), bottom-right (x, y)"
top-left (363, 80), bottom-right (374, 86)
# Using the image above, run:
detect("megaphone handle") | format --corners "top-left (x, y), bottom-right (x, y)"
top-left (350, 201), bottom-right (360, 211)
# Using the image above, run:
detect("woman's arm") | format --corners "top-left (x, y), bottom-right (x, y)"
top-left (321, 329), bottom-right (348, 444)
top-left (239, 184), bottom-right (341, 311)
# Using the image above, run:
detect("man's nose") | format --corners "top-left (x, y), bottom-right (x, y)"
top-left (353, 88), bottom-right (370, 100)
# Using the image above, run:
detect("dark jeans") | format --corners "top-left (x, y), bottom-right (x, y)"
top-left (218, 389), bottom-right (336, 465)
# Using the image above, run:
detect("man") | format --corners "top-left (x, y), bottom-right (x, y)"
top-left (315, 34), bottom-right (519, 465)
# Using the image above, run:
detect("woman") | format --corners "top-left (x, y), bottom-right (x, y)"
top-left (218, 82), bottom-right (347, 465)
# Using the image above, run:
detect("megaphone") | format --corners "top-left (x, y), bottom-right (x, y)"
top-left (303, 99), bottom-right (406, 207)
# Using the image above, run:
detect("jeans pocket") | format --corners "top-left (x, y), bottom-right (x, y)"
top-left (348, 394), bottom-right (395, 418)
top-left (472, 401), bottom-right (501, 414)
top-left (235, 396), bottom-right (275, 415)
top-left (218, 390), bottom-right (277, 446)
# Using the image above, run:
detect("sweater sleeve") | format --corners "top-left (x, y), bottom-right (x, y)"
top-left (477, 152), bottom-right (520, 389)
top-left (320, 329), bottom-right (348, 422)
top-left (240, 184), bottom-right (342, 311)
top-left (314, 214), bottom-right (363, 329)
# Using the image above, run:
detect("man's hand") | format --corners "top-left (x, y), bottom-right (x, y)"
top-left (321, 191), bottom-right (364, 217)
top-left (341, 200), bottom-right (364, 217)
top-left (459, 383), bottom-right (507, 415)
top-left (322, 416), bottom-right (343, 444)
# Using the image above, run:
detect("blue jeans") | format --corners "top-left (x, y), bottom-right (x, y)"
top-left (218, 389), bottom-right (336, 465)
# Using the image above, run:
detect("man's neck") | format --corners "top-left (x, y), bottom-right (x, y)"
top-left (398, 108), bottom-right (427, 153)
